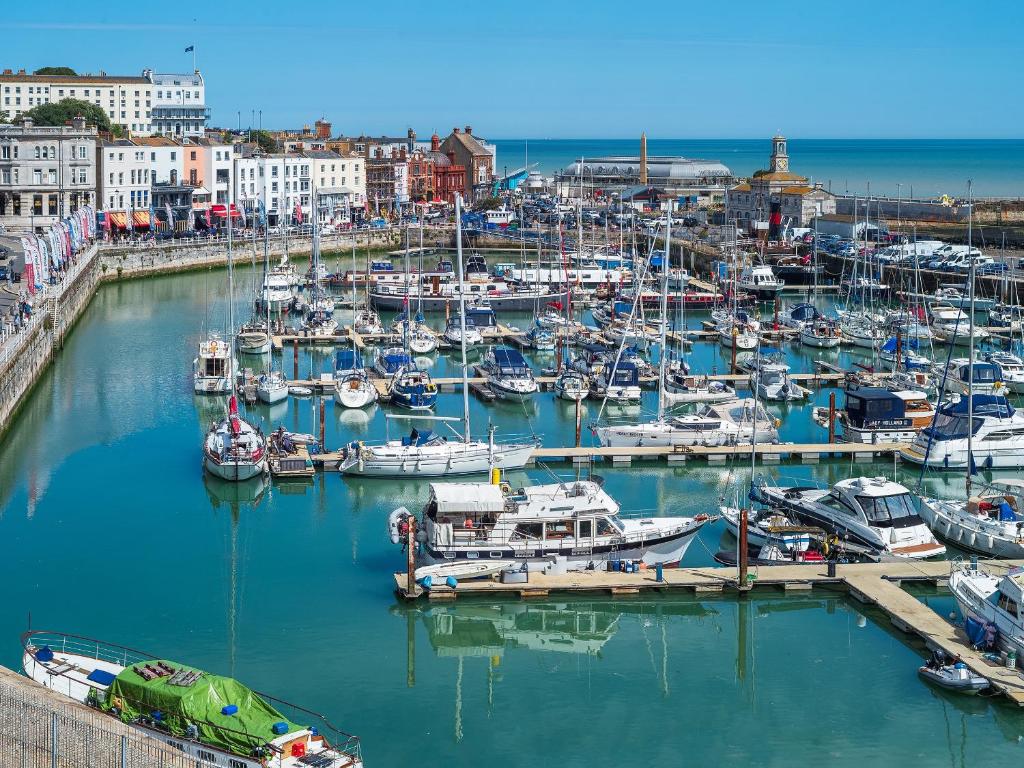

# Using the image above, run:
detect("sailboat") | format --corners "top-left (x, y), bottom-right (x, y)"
top-left (203, 209), bottom-right (268, 481)
top-left (333, 241), bottom-right (379, 409)
top-left (236, 217), bottom-right (272, 354)
top-left (338, 194), bottom-right (536, 477)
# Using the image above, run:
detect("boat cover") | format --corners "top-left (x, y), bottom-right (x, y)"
top-left (939, 394), bottom-right (1013, 418)
top-left (103, 661), bottom-right (300, 754)
top-left (335, 349), bottom-right (363, 371)
top-left (431, 483), bottom-right (505, 514)
top-left (491, 348), bottom-right (530, 372)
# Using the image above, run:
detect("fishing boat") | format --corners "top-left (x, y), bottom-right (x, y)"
top-left (193, 333), bottom-right (233, 394)
top-left (483, 347), bottom-right (538, 401)
top-left (204, 395), bottom-right (267, 481)
top-left (333, 350), bottom-right (378, 409)
top-left (339, 194), bottom-right (536, 478)
top-left (256, 369), bottom-right (288, 404)
top-left (900, 394), bottom-right (1024, 469)
top-left (374, 346), bottom-right (412, 377)
top-left (387, 365), bottom-right (438, 411)
top-left (752, 476), bottom-right (946, 559)
top-left (595, 399), bottom-right (778, 448)
top-left (919, 480), bottom-right (1024, 558)
top-left (21, 630), bottom-right (362, 768)
top-left (554, 368), bottom-right (589, 402)
top-left (390, 479), bottom-right (712, 569)
top-left (812, 387), bottom-right (935, 443)
top-left (948, 563), bottom-right (1024, 657)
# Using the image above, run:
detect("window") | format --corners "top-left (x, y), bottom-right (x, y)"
top-left (78, 168), bottom-right (87, 184)
top-left (230, 761), bottom-right (247, 768)
top-left (34, 146), bottom-right (40, 159)
top-left (48, 170), bottom-right (56, 185)
top-left (1, 170), bottom-right (8, 184)
top-left (48, 195), bottom-right (57, 215)
top-left (32, 194), bottom-right (42, 214)
top-left (197, 750), bottom-right (216, 763)
top-left (190, 151), bottom-right (196, 161)
top-left (32, 169), bottom-right (42, 184)
top-left (0, 145), bottom-right (7, 160)
top-left (998, 592), bottom-right (1019, 618)
top-left (512, 523), bottom-right (543, 540)
top-left (170, 151), bottom-right (176, 161)
top-left (818, 494), bottom-right (858, 518)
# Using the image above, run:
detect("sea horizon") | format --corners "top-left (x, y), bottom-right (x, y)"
top-left (490, 137), bottom-right (1024, 199)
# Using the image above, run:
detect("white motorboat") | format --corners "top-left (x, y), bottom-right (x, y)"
top-left (941, 358), bottom-right (1006, 396)
top-left (949, 564), bottom-right (1024, 658)
top-left (525, 323), bottom-right (556, 351)
top-left (391, 479), bottom-right (713, 570)
top-left (720, 505), bottom-right (815, 553)
top-left (918, 657), bottom-right (990, 695)
top-left (900, 394), bottom-right (1024, 469)
top-left (737, 264), bottom-right (784, 299)
top-left (718, 319), bottom-right (759, 351)
top-left (919, 480), bottom-right (1024, 558)
top-left (193, 333), bottom-right (233, 394)
top-left (21, 630), bottom-right (362, 768)
top-left (933, 320), bottom-right (990, 345)
top-left (413, 561), bottom-right (514, 583)
top-left (256, 369), bottom-right (288, 404)
top-left (986, 352), bottom-right (1024, 394)
top-left (260, 265), bottom-right (296, 311)
top-left (333, 349), bottom-right (378, 409)
top-left (203, 396), bottom-right (268, 481)
top-left (554, 368), bottom-right (589, 402)
top-left (813, 386), bottom-right (935, 444)
top-left (750, 361), bottom-right (808, 401)
top-left (663, 370), bottom-right (735, 405)
top-left (753, 476), bottom-right (946, 559)
top-left (483, 347), bottom-right (538, 400)
top-left (595, 398), bottom-right (779, 448)
top-left (443, 314), bottom-right (483, 346)
top-left (590, 358), bottom-right (642, 403)
top-left (288, 386), bottom-right (313, 397)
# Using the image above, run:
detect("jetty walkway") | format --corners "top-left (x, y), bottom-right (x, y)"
top-left (393, 559), bottom-right (1024, 706)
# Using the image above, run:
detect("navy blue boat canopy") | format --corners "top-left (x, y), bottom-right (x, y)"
top-left (335, 349), bottom-right (363, 371)
top-left (491, 347), bottom-right (530, 371)
top-left (939, 394), bottom-right (1014, 417)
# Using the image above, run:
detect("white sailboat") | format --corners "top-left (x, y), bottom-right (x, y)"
top-left (203, 205), bottom-right (267, 481)
top-left (338, 194), bottom-right (536, 477)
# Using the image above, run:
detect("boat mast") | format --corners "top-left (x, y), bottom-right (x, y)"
top-left (226, 198), bottom-right (236, 395)
top-left (656, 206), bottom-right (672, 421)
top-left (455, 194), bottom-right (471, 443)
top-left (966, 180), bottom-right (975, 497)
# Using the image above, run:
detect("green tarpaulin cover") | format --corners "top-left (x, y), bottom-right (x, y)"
top-left (102, 660), bottom-right (301, 757)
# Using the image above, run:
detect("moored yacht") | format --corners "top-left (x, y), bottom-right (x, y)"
top-left (919, 480), bottom-right (1024, 558)
top-left (236, 322), bottom-right (271, 355)
top-left (387, 365), bottom-right (438, 410)
top-left (374, 346), bottom-right (412, 377)
top-left (986, 351), bottom-right (1024, 394)
top-left (554, 368), bottom-right (589, 402)
top-left (22, 630), bottom-right (362, 768)
top-left (203, 396), bottom-right (268, 481)
top-left (595, 398), bottom-right (778, 448)
top-left (812, 387), bottom-right (935, 443)
top-left (483, 347), bottom-right (538, 400)
top-left (590, 358), bottom-right (642, 403)
top-left (737, 264), bottom-right (784, 300)
top-left (949, 564), bottom-right (1024, 658)
top-left (753, 476), bottom-right (946, 559)
top-left (900, 394), bottom-right (1024, 469)
top-left (194, 333), bottom-right (233, 394)
top-left (256, 369), bottom-right (288, 404)
top-left (391, 479), bottom-right (712, 569)
top-left (333, 349), bottom-right (378, 409)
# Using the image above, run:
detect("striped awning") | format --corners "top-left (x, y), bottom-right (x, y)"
top-left (132, 210), bottom-right (150, 227)
top-left (108, 212), bottom-right (128, 229)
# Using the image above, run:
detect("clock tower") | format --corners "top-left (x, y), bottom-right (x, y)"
top-left (769, 134), bottom-right (789, 173)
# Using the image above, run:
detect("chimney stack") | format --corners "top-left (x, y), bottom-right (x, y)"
top-left (431, 133), bottom-right (440, 152)
top-left (464, 125), bottom-right (472, 135)
top-left (639, 132), bottom-right (648, 186)
top-left (453, 127), bottom-right (460, 134)
top-left (17, 69), bottom-right (25, 75)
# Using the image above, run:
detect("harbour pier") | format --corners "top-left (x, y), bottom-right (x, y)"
top-left (392, 559), bottom-right (1024, 706)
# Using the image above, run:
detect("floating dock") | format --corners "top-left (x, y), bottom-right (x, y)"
top-left (392, 559), bottom-right (1024, 706)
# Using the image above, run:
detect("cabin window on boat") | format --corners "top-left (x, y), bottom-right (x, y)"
top-left (197, 749), bottom-right (216, 763)
top-left (513, 523), bottom-right (543, 540)
top-left (997, 592), bottom-right (1020, 618)
top-left (819, 495), bottom-right (859, 518)
top-left (929, 413), bottom-right (977, 440)
top-left (597, 517), bottom-right (623, 535)
top-left (578, 519), bottom-right (593, 539)
top-left (856, 494), bottom-right (917, 526)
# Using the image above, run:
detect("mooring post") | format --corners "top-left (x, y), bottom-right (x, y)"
top-left (292, 337), bottom-right (299, 380)
top-left (575, 396), bottom-right (582, 448)
top-left (828, 391), bottom-right (836, 444)
top-left (730, 328), bottom-right (738, 375)
top-left (738, 506), bottom-right (750, 591)
top-left (406, 517), bottom-right (417, 597)
top-left (319, 396), bottom-right (326, 449)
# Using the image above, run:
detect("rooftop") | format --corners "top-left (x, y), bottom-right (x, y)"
top-left (0, 71), bottom-right (149, 85)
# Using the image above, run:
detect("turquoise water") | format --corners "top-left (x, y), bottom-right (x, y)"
top-left (2, 266), bottom-right (1024, 765)
top-left (491, 138), bottom-right (1024, 199)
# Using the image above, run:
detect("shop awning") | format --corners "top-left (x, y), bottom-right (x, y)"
top-left (132, 210), bottom-right (150, 228)
top-left (211, 204), bottom-right (242, 219)
top-left (109, 212), bottom-right (128, 229)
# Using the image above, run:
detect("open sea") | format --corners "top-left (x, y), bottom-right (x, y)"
top-left (2, 258), bottom-right (1024, 766)
top-left (491, 138), bottom-right (1024, 200)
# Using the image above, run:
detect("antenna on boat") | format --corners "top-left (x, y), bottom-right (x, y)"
top-left (455, 194), bottom-right (471, 443)
top-left (656, 202), bottom-right (672, 422)
top-left (966, 180), bottom-right (975, 497)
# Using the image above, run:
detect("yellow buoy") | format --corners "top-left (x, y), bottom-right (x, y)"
top-left (490, 467), bottom-right (501, 485)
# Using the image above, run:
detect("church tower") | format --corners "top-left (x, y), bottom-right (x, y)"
top-left (769, 134), bottom-right (789, 172)
top-left (639, 132), bottom-right (648, 185)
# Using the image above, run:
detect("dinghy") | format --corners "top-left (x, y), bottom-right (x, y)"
top-left (918, 656), bottom-right (988, 695)
top-left (414, 561), bottom-right (514, 583)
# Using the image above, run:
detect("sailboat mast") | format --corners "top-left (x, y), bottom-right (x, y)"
top-left (966, 180), bottom-right (975, 496)
top-left (226, 200), bottom-right (235, 393)
top-left (455, 194), bottom-right (471, 443)
top-left (656, 206), bottom-right (672, 421)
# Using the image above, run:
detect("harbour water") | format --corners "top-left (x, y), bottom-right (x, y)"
top-left (2, 263), bottom-right (1024, 765)
top-left (492, 138), bottom-right (1024, 199)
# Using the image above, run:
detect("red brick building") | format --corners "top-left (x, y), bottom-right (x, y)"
top-left (408, 134), bottom-right (465, 204)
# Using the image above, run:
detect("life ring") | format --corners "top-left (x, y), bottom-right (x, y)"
top-left (499, 482), bottom-right (512, 495)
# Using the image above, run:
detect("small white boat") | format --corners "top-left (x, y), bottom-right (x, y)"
top-left (800, 320), bottom-right (842, 349)
top-left (413, 561), bottom-right (514, 583)
top-left (235, 324), bottom-right (271, 355)
top-left (288, 385), bottom-right (313, 397)
top-left (918, 659), bottom-right (989, 695)
top-left (554, 368), bottom-right (589, 402)
top-left (256, 369), bottom-right (288, 404)
top-left (409, 324), bottom-right (438, 354)
top-left (354, 308), bottom-right (385, 336)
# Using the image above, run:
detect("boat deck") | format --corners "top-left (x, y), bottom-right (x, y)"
top-left (392, 559), bottom-right (1024, 705)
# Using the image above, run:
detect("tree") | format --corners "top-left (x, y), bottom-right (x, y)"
top-left (23, 98), bottom-right (112, 132)
top-left (250, 129), bottom-right (278, 154)
top-left (33, 66), bottom-right (77, 76)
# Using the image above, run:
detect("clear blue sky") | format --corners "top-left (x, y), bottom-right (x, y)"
top-left (2, 0), bottom-right (1021, 139)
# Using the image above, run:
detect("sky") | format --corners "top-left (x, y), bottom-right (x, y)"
top-left (1, 0), bottom-right (1022, 139)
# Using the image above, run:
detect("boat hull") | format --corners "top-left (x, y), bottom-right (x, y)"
top-left (340, 443), bottom-right (535, 477)
top-left (372, 290), bottom-right (570, 312)
top-left (204, 455), bottom-right (266, 481)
